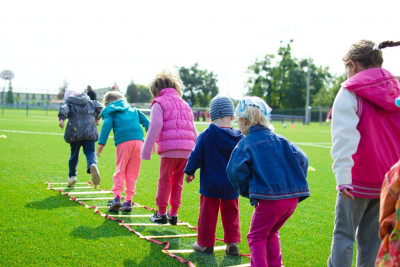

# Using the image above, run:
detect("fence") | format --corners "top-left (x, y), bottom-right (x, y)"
top-left (0, 104), bottom-right (332, 124)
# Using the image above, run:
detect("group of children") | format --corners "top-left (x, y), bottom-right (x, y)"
top-left (58, 39), bottom-right (400, 266)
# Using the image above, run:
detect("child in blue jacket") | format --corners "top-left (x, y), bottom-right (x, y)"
top-left (97, 91), bottom-right (149, 212)
top-left (184, 96), bottom-right (244, 255)
top-left (227, 96), bottom-right (310, 267)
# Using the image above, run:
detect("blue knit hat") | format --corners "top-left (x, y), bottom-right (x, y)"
top-left (209, 96), bottom-right (234, 121)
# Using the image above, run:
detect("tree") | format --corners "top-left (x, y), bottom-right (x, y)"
top-left (126, 81), bottom-right (139, 103)
top-left (57, 80), bottom-right (69, 100)
top-left (5, 80), bottom-right (13, 104)
top-left (246, 41), bottom-right (335, 109)
top-left (178, 63), bottom-right (219, 107)
top-left (137, 84), bottom-right (152, 103)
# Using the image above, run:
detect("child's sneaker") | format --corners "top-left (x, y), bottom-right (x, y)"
top-left (149, 212), bottom-right (167, 224)
top-left (192, 242), bottom-right (214, 254)
top-left (89, 164), bottom-right (100, 185)
top-left (68, 176), bottom-right (77, 187)
top-left (108, 196), bottom-right (121, 212)
top-left (167, 211), bottom-right (178, 225)
top-left (120, 200), bottom-right (132, 212)
top-left (225, 243), bottom-right (239, 256)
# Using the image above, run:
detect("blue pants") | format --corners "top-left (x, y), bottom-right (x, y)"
top-left (68, 140), bottom-right (97, 177)
top-left (327, 193), bottom-right (380, 267)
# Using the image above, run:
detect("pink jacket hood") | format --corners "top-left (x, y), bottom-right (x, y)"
top-left (342, 68), bottom-right (400, 111)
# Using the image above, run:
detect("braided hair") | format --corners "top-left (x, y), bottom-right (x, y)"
top-left (343, 40), bottom-right (400, 69)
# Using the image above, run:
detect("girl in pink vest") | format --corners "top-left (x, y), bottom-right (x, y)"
top-left (141, 70), bottom-right (197, 225)
top-left (328, 40), bottom-right (400, 267)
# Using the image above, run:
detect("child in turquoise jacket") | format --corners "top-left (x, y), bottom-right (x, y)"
top-left (97, 91), bottom-right (149, 212)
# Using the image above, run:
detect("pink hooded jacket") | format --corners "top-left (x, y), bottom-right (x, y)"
top-left (332, 68), bottom-right (400, 198)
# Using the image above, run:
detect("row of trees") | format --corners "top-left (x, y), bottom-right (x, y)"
top-left (246, 40), bottom-right (344, 109)
top-left (126, 41), bottom-right (344, 108)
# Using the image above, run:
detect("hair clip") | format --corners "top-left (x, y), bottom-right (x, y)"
top-left (373, 44), bottom-right (381, 51)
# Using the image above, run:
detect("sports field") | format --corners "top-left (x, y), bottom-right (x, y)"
top-left (0, 109), bottom-right (340, 266)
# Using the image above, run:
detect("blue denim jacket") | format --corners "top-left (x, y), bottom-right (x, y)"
top-left (227, 124), bottom-right (310, 206)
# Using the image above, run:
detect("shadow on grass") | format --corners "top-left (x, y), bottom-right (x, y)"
top-left (123, 235), bottom-right (184, 267)
top-left (25, 194), bottom-right (78, 210)
top-left (70, 220), bottom-right (132, 240)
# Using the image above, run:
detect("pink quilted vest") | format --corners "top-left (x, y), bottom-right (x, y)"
top-left (151, 88), bottom-right (196, 154)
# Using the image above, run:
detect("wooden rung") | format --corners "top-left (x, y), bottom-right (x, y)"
top-left (50, 187), bottom-right (92, 190)
top-left (120, 222), bottom-right (189, 227)
top-left (67, 191), bottom-right (112, 195)
top-left (141, 233), bottom-right (197, 239)
top-left (163, 245), bottom-right (227, 254)
top-left (228, 264), bottom-right (251, 267)
top-left (75, 197), bottom-right (114, 201)
top-left (108, 214), bottom-right (151, 218)
top-left (48, 182), bottom-right (88, 185)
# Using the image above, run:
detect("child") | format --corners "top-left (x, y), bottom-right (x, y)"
top-left (328, 40), bottom-right (400, 267)
top-left (97, 91), bottom-right (149, 212)
top-left (58, 89), bottom-right (103, 187)
top-left (184, 96), bottom-right (244, 255)
top-left (141, 70), bottom-right (197, 224)
top-left (226, 96), bottom-right (310, 267)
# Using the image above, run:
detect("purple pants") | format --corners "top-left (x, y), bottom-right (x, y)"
top-left (248, 198), bottom-right (298, 267)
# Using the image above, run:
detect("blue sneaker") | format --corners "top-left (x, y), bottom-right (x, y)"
top-left (108, 196), bottom-right (121, 212)
top-left (120, 200), bottom-right (132, 212)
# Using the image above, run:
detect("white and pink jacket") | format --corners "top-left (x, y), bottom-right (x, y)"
top-left (331, 68), bottom-right (400, 198)
top-left (141, 88), bottom-right (197, 160)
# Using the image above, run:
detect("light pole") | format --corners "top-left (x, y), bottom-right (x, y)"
top-left (305, 58), bottom-right (311, 124)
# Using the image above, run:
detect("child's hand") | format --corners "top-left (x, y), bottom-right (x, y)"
top-left (59, 119), bottom-right (64, 129)
top-left (97, 144), bottom-right (105, 157)
top-left (340, 189), bottom-right (355, 201)
top-left (185, 174), bottom-right (195, 183)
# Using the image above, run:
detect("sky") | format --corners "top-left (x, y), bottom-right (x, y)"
top-left (1, 0), bottom-right (400, 100)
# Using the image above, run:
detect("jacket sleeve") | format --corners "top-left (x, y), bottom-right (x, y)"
top-left (58, 103), bottom-right (69, 120)
top-left (98, 114), bottom-right (113, 145)
top-left (291, 142), bottom-right (309, 177)
top-left (226, 144), bottom-right (251, 198)
top-left (93, 101), bottom-right (104, 120)
top-left (141, 103), bottom-right (163, 160)
top-left (138, 110), bottom-right (150, 132)
top-left (331, 88), bottom-right (360, 186)
top-left (184, 132), bottom-right (205, 175)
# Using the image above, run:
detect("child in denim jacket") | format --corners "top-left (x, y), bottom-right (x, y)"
top-left (227, 96), bottom-right (310, 267)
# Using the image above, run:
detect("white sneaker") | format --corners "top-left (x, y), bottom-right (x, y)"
top-left (90, 164), bottom-right (100, 185)
top-left (68, 176), bottom-right (77, 187)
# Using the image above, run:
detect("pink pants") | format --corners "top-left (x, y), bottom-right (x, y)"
top-left (155, 157), bottom-right (187, 216)
top-left (248, 198), bottom-right (298, 267)
top-left (112, 140), bottom-right (143, 201)
top-left (197, 195), bottom-right (241, 247)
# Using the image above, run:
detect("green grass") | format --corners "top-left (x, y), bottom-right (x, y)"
top-left (0, 110), bottom-right (338, 266)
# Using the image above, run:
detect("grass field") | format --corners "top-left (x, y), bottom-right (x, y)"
top-left (0, 109), bottom-right (340, 266)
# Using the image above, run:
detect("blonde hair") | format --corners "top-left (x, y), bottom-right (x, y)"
top-left (343, 40), bottom-right (400, 69)
top-left (237, 105), bottom-right (274, 131)
top-left (103, 91), bottom-right (124, 106)
top-left (149, 70), bottom-right (183, 97)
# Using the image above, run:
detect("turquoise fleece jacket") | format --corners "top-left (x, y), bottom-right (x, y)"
top-left (98, 100), bottom-right (149, 146)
